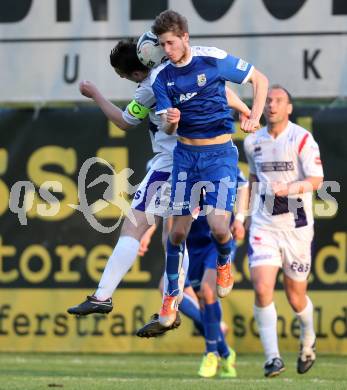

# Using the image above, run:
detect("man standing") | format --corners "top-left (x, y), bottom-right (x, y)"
top-left (150, 10), bottom-right (268, 327)
top-left (244, 85), bottom-right (324, 377)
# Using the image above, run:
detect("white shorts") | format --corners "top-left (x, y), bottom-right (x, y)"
top-left (131, 152), bottom-right (172, 217)
top-left (248, 226), bottom-right (314, 281)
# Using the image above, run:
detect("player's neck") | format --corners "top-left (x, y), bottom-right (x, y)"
top-left (267, 120), bottom-right (289, 138)
top-left (175, 46), bottom-right (192, 67)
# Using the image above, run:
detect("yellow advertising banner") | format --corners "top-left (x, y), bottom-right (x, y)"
top-left (0, 289), bottom-right (346, 354)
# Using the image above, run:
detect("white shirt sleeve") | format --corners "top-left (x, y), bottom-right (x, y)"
top-left (298, 132), bottom-right (324, 178)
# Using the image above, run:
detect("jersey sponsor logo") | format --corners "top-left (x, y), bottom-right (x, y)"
top-left (236, 58), bottom-right (249, 71)
top-left (178, 92), bottom-right (197, 103)
top-left (257, 161), bottom-right (294, 172)
top-left (197, 73), bottom-right (207, 87)
top-left (254, 146), bottom-right (262, 156)
top-left (290, 261), bottom-right (310, 273)
top-left (134, 190), bottom-right (142, 200)
top-left (167, 81), bottom-right (175, 86)
top-left (250, 254), bottom-right (273, 261)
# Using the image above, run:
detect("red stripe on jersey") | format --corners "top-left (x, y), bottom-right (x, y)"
top-left (298, 133), bottom-right (309, 155)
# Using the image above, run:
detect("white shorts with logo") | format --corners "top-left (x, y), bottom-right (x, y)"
top-left (248, 225), bottom-right (314, 281)
top-left (131, 152), bottom-right (172, 217)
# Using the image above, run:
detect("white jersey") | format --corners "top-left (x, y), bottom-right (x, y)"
top-left (121, 71), bottom-right (177, 155)
top-left (244, 121), bottom-right (323, 231)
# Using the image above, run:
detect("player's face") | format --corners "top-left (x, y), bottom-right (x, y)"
top-left (114, 68), bottom-right (146, 83)
top-left (159, 32), bottom-right (190, 65)
top-left (264, 88), bottom-right (293, 125)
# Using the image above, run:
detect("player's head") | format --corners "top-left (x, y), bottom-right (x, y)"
top-left (264, 84), bottom-right (293, 126)
top-left (110, 39), bottom-right (149, 82)
top-left (152, 10), bottom-right (189, 64)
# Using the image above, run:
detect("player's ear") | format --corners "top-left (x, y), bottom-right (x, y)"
top-left (287, 103), bottom-right (293, 115)
top-left (182, 32), bottom-right (189, 44)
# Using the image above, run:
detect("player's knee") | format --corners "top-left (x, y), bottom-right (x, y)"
top-left (253, 282), bottom-right (273, 304)
top-left (201, 281), bottom-right (216, 303)
top-left (210, 226), bottom-right (229, 243)
top-left (169, 230), bottom-right (186, 245)
top-left (287, 292), bottom-right (305, 312)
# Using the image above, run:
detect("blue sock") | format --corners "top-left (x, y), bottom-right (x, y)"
top-left (179, 294), bottom-right (204, 335)
top-left (215, 301), bottom-right (230, 358)
top-left (166, 239), bottom-right (184, 295)
top-left (203, 302), bottom-right (220, 354)
top-left (212, 236), bottom-right (233, 266)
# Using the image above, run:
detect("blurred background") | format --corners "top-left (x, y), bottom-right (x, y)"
top-left (0, 0), bottom-right (346, 355)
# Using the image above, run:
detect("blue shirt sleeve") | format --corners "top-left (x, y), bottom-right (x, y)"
top-left (152, 75), bottom-right (172, 115)
top-left (217, 54), bottom-right (254, 84)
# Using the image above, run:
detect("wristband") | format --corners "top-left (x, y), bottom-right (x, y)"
top-left (235, 213), bottom-right (245, 223)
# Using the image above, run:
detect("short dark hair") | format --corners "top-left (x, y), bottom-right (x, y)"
top-left (152, 10), bottom-right (188, 37)
top-left (109, 39), bottom-right (148, 75)
top-left (269, 84), bottom-right (293, 104)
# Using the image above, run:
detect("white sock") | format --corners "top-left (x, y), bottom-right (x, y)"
top-left (295, 296), bottom-right (316, 348)
top-left (254, 302), bottom-right (280, 363)
top-left (95, 236), bottom-right (140, 300)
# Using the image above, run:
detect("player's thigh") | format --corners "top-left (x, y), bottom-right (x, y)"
top-left (249, 227), bottom-right (281, 297)
top-left (281, 228), bottom-right (313, 282)
top-left (121, 209), bottom-right (156, 240)
top-left (131, 167), bottom-right (171, 218)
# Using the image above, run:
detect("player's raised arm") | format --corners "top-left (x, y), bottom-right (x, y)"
top-left (79, 80), bottom-right (131, 131)
top-left (225, 86), bottom-right (251, 118)
top-left (241, 68), bottom-right (268, 133)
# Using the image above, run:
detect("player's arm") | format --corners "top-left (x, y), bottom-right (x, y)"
top-left (151, 72), bottom-right (179, 134)
top-left (272, 133), bottom-right (324, 196)
top-left (79, 80), bottom-right (131, 130)
top-left (160, 108), bottom-right (180, 134)
top-left (225, 86), bottom-right (251, 118)
top-left (231, 182), bottom-right (249, 240)
top-left (138, 224), bottom-right (157, 257)
top-left (242, 68), bottom-right (269, 133)
top-left (272, 176), bottom-right (323, 197)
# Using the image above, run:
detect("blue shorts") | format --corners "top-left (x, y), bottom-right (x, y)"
top-left (186, 216), bottom-right (237, 291)
top-left (170, 141), bottom-right (238, 216)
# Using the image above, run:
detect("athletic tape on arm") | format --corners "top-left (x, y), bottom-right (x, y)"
top-left (127, 100), bottom-right (150, 120)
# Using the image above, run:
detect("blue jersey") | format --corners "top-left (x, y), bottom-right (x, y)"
top-left (151, 46), bottom-right (253, 139)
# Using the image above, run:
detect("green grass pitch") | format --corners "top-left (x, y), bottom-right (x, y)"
top-left (0, 353), bottom-right (346, 390)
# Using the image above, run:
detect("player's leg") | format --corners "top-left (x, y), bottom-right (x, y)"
top-left (199, 267), bottom-right (237, 378)
top-left (249, 227), bottom-right (284, 377)
top-left (204, 142), bottom-right (238, 298)
top-left (159, 214), bottom-right (192, 326)
top-left (158, 143), bottom-right (195, 326)
top-left (282, 228), bottom-right (316, 374)
top-left (67, 164), bottom-right (170, 315)
top-left (67, 210), bottom-right (158, 315)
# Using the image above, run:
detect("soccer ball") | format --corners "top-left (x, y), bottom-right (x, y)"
top-left (137, 31), bottom-right (167, 69)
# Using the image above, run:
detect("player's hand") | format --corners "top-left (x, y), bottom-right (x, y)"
top-left (79, 80), bottom-right (98, 99)
top-left (231, 220), bottom-right (246, 240)
top-left (271, 182), bottom-right (289, 197)
top-left (138, 235), bottom-right (152, 257)
top-left (240, 117), bottom-right (260, 133)
top-left (167, 108), bottom-right (181, 124)
top-left (239, 112), bottom-right (250, 124)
